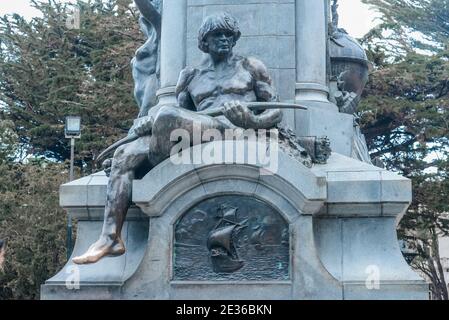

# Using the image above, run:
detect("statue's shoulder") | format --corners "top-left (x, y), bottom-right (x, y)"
top-left (241, 56), bottom-right (272, 84)
top-left (176, 66), bottom-right (198, 95)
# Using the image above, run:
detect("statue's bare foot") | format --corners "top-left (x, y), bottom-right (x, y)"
top-left (72, 237), bottom-right (125, 265)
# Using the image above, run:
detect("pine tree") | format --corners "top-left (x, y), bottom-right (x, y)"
top-left (0, 0), bottom-right (143, 299)
top-left (362, 0), bottom-right (449, 55)
top-left (0, 0), bottom-right (142, 169)
top-left (361, 0), bottom-right (449, 299)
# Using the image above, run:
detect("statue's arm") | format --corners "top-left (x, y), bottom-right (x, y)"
top-left (244, 57), bottom-right (283, 129)
top-left (175, 67), bottom-right (197, 111)
top-left (134, 0), bottom-right (162, 37)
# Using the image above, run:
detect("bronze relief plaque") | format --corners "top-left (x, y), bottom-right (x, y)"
top-left (173, 195), bottom-right (290, 281)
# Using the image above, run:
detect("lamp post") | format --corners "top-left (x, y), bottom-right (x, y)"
top-left (65, 116), bottom-right (81, 260)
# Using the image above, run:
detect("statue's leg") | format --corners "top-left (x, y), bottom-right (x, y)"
top-left (73, 107), bottom-right (227, 264)
top-left (148, 106), bottom-right (231, 166)
top-left (72, 136), bottom-right (152, 265)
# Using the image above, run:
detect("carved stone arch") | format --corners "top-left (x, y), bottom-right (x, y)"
top-left (133, 141), bottom-right (326, 218)
top-left (122, 141), bottom-right (342, 299)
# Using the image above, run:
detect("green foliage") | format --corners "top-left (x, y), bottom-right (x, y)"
top-left (360, 51), bottom-right (449, 172)
top-left (0, 119), bottom-right (18, 164)
top-left (0, 0), bottom-right (142, 166)
top-left (361, 0), bottom-right (449, 300)
top-left (362, 0), bottom-right (449, 55)
top-left (0, 0), bottom-right (143, 300)
top-left (0, 162), bottom-right (69, 300)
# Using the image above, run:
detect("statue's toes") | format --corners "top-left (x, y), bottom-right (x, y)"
top-left (72, 248), bottom-right (101, 265)
top-left (72, 253), bottom-right (100, 265)
top-left (72, 255), bottom-right (88, 265)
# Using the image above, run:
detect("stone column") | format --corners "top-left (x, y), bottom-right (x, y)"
top-left (157, 0), bottom-right (187, 105)
top-left (295, 0), bottom-right (329, 103)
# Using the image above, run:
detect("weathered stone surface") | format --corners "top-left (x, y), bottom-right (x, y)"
top-left (43, 141), bottom-right (428, 300)
top-left (43, 219), bottom-right (149, 288)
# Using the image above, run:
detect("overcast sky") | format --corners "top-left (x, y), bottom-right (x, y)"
top-left (0, 0), bottom-right (380, 38)
top-left (338, 0), bottom-right (380, 37)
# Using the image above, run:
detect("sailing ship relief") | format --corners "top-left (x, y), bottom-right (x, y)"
top-left (207, 206), bottom-right (248, 273)
top-left (174, 195), bottom-right (290, 281)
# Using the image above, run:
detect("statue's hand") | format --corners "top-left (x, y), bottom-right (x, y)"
top-left (223, 101), bottom-right (259, 129)
top-left (128, 116), bottom-right (153, 137)
top-left (223, 101), bottom-right (283, 129)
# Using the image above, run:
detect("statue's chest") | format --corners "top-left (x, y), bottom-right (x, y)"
top-left (189, 65), bottom-right (253, 104)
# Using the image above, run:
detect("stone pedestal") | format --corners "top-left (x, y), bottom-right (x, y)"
top-left (42, 141), bottom-right (428, 300)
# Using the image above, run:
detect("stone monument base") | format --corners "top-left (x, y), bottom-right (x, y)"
top-left (41, 141), bottom-right (429, 300)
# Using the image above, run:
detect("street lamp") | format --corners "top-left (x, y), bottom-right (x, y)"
top-left (65, 116), bottom-right (81, 260)
top-left (65, 116), bottom-right (81, 181)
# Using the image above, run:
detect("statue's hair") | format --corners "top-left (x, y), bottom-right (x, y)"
top-left (198, 13), bottom-right (241, 53)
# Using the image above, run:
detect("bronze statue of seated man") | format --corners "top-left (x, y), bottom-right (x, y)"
top-left (73, 13), bottom-right (285, 265)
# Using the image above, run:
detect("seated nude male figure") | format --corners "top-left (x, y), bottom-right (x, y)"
top-left (73, 13), bottom-right (283, 264)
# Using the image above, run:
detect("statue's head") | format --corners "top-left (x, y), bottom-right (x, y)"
top-left (198, 13), bottom-right (241, 56)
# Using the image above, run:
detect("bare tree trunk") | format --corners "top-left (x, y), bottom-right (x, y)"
top-left (414, 236), bottom-right (448, 300)
top-left (431, 230), bottom-right (448, 300)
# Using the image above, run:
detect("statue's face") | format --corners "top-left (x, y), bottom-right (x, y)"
top-left (205, 29), bottom-right (235, 57)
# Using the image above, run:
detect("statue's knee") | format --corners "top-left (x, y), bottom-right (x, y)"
top-left (112, 146), bottom-right (134, 170)
top-left (153, 106), bottom-right (181, 133)
top-left (114, 144), bottom-right (128, 160)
